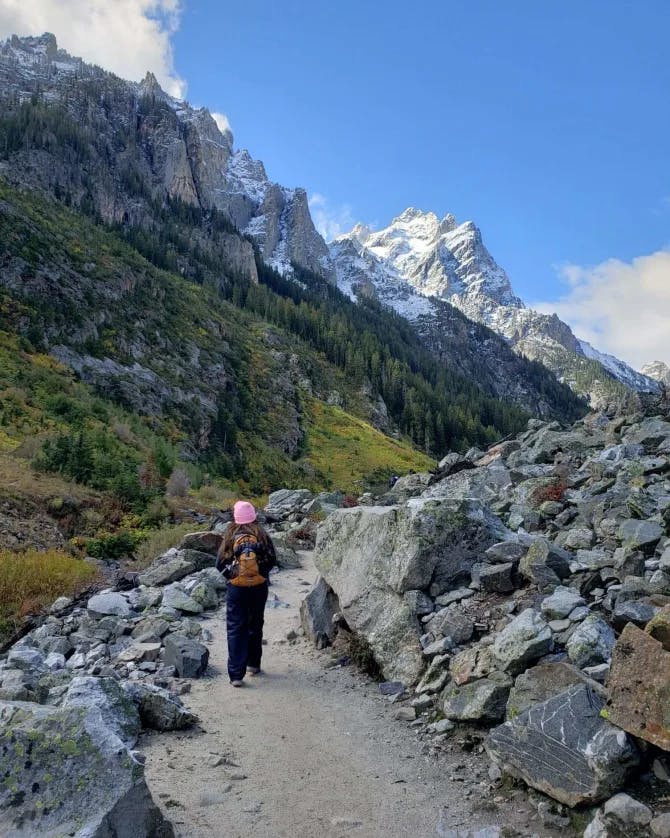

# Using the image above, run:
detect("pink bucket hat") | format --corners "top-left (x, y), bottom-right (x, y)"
top-left (233, 500), bottom-right (257, 524)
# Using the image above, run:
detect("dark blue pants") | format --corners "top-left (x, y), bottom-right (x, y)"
top-left (226, 581), bottom-right (268, 681)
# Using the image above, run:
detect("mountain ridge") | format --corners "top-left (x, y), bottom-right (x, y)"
top-left (0, 32), bottom-right (587, 432)
top-left (0, 33), bottom-right (662, 408)
top-left (331, 207), bottom-right (658, 405)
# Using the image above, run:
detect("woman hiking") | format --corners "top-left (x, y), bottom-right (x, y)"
top-left (216, 501), bottom-right (277, 687)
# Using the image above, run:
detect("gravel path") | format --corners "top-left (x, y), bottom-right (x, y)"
top-left (140, 555), bottom-right (562, 838)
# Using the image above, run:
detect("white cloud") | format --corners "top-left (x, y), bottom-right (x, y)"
top-left (533, 250), bottom-right (670, 370)
top-left (309, 193), bottom-right (355, 241)
top-left (211, 111), bottom-right (232, 135)
top-left (0, 0), bottom-right (186, 98)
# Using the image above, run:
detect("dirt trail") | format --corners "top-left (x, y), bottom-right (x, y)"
top-left (140, 554), bottom-right (556, 838)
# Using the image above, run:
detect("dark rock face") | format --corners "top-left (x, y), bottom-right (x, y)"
top-left (300, 578), bottom-right (340, 649)
top-left (487, 685), bottom-right (639, 807)
top-left (505, 661), bottom-right (604, 720)
top-left (163, 634), bottom-right (209, 678)
top-left (179, 532), bottom-right (223, 555)
top-left (479, 562), bottom-right (515, 593)
top-left (125, 684), bottom-right (198, 732)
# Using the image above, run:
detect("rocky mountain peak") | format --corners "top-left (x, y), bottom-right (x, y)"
top-left (348, 222), bottom-right (372, 244)
top-left (7, 31), bottom-right (58, 59)
top-left (641, 361), bottom-right (670, 385)
top-left (139, 70), bottom-right (166, 98)
top-left (439, 212), bottom-right (458, 233)
top-left (392, 206), bottom-right (439, 226)
top-left (331, 208), bottom-right (656, 404)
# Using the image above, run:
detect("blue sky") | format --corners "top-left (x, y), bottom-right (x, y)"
top-left (1, 0), bottom-right (669, 365)
top-left (171, 1), bottom-right (670, 303)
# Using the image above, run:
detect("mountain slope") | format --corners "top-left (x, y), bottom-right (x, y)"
top-left (332, 209), bottom-right (657, 406)
top-left (0, 33), bottom-right (587, 440)
top-left (0, 178), bottom-right (442, 501)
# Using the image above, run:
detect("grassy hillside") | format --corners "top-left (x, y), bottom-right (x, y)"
top-left (0, 180), bottom-right (439, 570)
top-left (305, 401), bottom-right (434, 494)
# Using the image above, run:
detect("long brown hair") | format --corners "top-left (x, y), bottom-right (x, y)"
top-left (218, 521), bottom-right (267, 562)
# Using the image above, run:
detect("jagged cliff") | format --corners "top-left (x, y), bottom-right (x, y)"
top-left (0, 33), bottom-right (332, 282)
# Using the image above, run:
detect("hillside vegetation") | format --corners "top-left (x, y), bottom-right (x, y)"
top-left (0, 96), bottom-right (581, 567)
top-left (0, 179), bottom-right (439, 556)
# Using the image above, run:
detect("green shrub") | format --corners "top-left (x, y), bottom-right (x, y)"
top-left (85, 530), bottom-right (139, 561)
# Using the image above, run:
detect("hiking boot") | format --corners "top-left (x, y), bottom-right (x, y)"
top-left (230, 679), bottom-right (244, 688)
top-left (247, 667), bottom-right (261, 676)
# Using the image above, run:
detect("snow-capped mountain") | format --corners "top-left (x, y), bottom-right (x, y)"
top-left (0, 33), bottom-right (334, 282)
top-left (641, 361), bottom-right (670, 386)
top-left (331, 209), bottom-right (657, 402)
top-left (0, 34), bottom-right (654, 409)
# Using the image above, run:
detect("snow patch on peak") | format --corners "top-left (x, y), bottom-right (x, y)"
top-left (337, 209), bottom-right (518, 307)
top-left (226, 150), bottom-right (269, 203)
top-left (348, 223), bottom-right (372, 244)
top-left (331, 205), bottom-right (655, 397)
top-left (641, 360), bottom-right (670, 383)
top-left (392, 207), bottom-right (438, 225)
top-left (579, 342), bottom-right (658, 391)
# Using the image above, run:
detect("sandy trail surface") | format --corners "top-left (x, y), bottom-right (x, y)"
top-left (140, 554), bottom-right (557, 838)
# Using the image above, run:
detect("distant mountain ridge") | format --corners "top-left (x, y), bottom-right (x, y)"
top-left (331, 208), bottom-right (658, 405)
top-left (0, 33), bottom-right (658, 411)
top-left (0, 33), bottom-right (333, 282)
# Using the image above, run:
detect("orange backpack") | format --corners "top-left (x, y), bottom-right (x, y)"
top-left (229, 532), bottom-right (266, 587)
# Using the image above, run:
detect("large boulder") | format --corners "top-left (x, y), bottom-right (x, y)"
top-left (63, 676), bottom-right (141, 748)
top-left (487, 684), bottom-right (639, 807)
top-left (450, 644), bottom-right (495, 686)
top-left (505, 661), bottom-right (605, 720)
top-left (87, 592), bottom-right (132, 618)
top-left (442, 673), bottom-right (513, 723)
top-left (584, 794), bottom-right (653, 838)
top-left (124, 683), bottom-right (197, 731)
top-left (178, 531), bottom-right (222, 555)
top-left (518, 539), bottom-right (571, 591)
top-left (138, 555), bottom-right (196, 587)
top-left (163, 634), bottom-right (209, 678)
top-left (0, 700), bottom-right (174, 837)
top-left (617, 519), bottom-right (664, 554)
top-left (566, 615), bottom-right (615, 668)
top-left (264, 489), bottom-right (313, 519)
top-left (269, 533), bottom-right (302, 569)
top-left (492, 609), bottom-right (552, 675)
top-left (161, 583), bottom-right (203, 614)
top-left (606, 622), bottom-right (670, 751)
top-left (423, 462), bottom-right (512, 505)
top-left (623, 417), bottom-right (670, 451)
top-left (385, 471), bottom-right (435, 501)
top-left (540, 586), bottom-right (586, 620)
top-left (313, 499), bottom-right (508, 684)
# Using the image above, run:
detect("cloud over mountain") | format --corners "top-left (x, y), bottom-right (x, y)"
top-left (534, 250), bottom-right (670, 370)
top-left (0, 0), bottom-right (186, 97)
